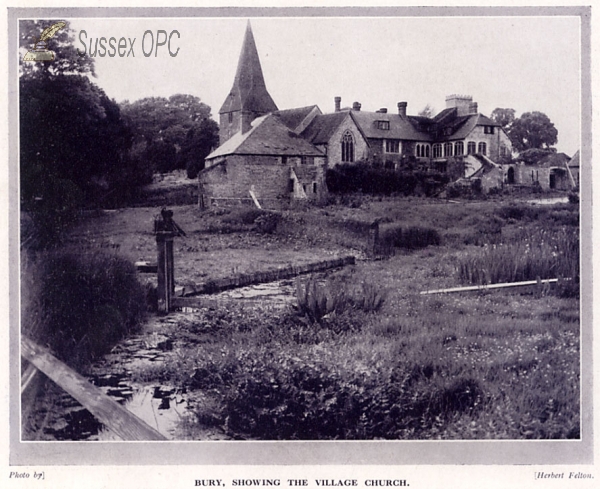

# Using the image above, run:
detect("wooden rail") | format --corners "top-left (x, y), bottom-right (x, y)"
top-left (420, 278), bottom-right (560, 295)
top-left (21, 336), bottom-right (167, 441)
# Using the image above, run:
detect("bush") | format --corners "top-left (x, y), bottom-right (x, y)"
top-left (294, 276), bottom-right (387, 324)
top-left (22, 250), bottom-right (147, 367)
top-left (380, 225), bottom-right (441, 250)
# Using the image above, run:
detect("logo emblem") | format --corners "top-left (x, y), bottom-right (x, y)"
top-left (23, 21), bottom-right (66, 62)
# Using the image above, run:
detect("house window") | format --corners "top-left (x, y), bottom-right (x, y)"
top-left (500, 145), bottom-right (508, 157)
top-left (425, 145), bottom-right (430, 157)
top-left (228, 112), bottom-right (233, 123)
top-left (301, 156), bottom-right (313, 165)
top-left (341, 131), bottom-right (355, 162)
top-left (289, 179), bottom-right (294, 192)
top-left (313, 182), bottom-right (317, 193)
top-left (444, 142), bottom-right (453, 157)
top-left (377, 120), bottom-right (390, 130)
top-left (281, 156), bottom-right (288, 165)
top-left (478, 142), bottom-right (487, 155)
top-left (454, 141), bottom-right (464, 156)
top-left (433, 143), bottom-right (443, 158)
top-left (385, 140), bottom-right (400, 153)
top-left (484, 126), bottom-right (495, 134)
top-left (468, 142), bottom-right (476, 154)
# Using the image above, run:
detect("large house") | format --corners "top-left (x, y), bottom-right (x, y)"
top-left (200, 22), bottom-right (513, 208)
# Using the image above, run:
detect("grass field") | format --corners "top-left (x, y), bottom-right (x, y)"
top-left (28, 193), bottom-right (580, 440)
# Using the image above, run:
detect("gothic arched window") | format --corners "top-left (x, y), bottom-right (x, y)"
top-left (341, 132), bottom-right (355, 162)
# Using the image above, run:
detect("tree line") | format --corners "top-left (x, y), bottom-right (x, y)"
top-left (19, 20), bottom-right (218, 246)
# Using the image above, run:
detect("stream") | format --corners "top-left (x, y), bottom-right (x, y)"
top-left (25, 280), bottom-right (296, 441)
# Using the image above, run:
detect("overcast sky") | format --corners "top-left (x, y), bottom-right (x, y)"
top-left (65, 15), bottom-right (581, 155)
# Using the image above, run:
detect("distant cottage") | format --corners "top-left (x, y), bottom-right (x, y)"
top-left (200, 22), bottom-right (514, 208)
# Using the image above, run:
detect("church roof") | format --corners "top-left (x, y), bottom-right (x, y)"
top-left (274, 105), bottom-right (321, 132)
top-left (301, 111), bottom-right (350, 144)
top-left (568, 150), bottom-right (580, 168)
top-left (207, 114), bottom-right (324, 159)
top-left (219, 21), bottom-right (278, 115)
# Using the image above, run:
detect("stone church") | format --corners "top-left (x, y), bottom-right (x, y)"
top-left (200, 21), bottom-right (513, 208)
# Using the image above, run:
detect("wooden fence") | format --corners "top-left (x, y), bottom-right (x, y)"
top-left (21, 336), bottom-right (167, 441)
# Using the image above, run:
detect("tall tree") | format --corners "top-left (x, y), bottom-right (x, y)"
top-left (508, 111), bottom-right (558, 152)
top-left (178, 119), bottom-right (220, 178)
top-left (418, 104), bottom-right (435, 118)
top-left (120, 95), bottom-right (217, 174)
top-left (490, 108), bottom-right (516, 129)
top-left (19, 19), bottom-right (95, 79)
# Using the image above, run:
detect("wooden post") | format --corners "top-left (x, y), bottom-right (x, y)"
top-left (156, 231), bottom-right (174, 313)
top-left (369, 221), bottom-right (380, 258)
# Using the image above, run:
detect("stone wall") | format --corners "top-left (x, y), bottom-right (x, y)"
top-left (326, 115), bottom-right (370, 167)
top-left (200, 155), bottom-right (328, 209)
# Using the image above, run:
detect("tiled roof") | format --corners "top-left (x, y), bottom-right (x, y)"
top-left (568, 150), bottom-right (580, 168)
top-left (274, 106), bottom-right (320, 132)
top-left (350, 111), bottom-right (432, 141)
top-left (301, 112), bottom-right (350, 144)
top-left (219, 22), bottom-right (278, 115)
top-left (207, 114), bottom-right (324, 160)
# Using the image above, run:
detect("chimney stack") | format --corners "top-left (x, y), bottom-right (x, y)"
top-left (398, 101), bottom-right (407, 117)
top-left (352, 101), bottom-right (361, 111)
top-left (334, 96), bottom-right (341, 112)
top-left (377, 108), bottom-right (388, 114)
top-left (241, 110), bottom-right (253, 134)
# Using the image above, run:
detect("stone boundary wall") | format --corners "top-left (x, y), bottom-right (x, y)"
top-left (186, 255), bottom-right (356, 296)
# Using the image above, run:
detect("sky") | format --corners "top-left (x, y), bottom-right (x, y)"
top-left (61, 14), bottom-right (582, 155)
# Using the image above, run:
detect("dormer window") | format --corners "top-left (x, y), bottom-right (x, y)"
top-left (484, 126), bottom-right (495, 134)
top-left (377, 120), bottom-right (390, 130)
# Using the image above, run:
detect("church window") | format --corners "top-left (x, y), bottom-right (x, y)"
top-left (444, 142), bottom-right (453, 157)
top-left (467, 142), bottom-right (476, 154)
top-left (341, 132), bottom-right (355, 162)
top-left (433, 143), bottom-right (442, 158)
top-left (454, 141), bottom-right (464, 156)
top-left (478, 142), bottom-right (487, 155)
top-left (385, 140), bottom-right (400, 153)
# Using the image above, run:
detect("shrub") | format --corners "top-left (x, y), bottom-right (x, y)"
top-left (22, 250), bottom-right (147, 367)
top-left (380, 225), bottom-right (441, 250)
top-left (294, 276), bottom-right (387, 323)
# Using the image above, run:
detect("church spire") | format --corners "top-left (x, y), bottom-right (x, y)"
top-left (218, 22), bottom-right (278, 144)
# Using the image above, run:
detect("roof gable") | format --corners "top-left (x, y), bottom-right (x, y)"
top-left (274, 105), bottom-right (321, 133)
top-left (301, 111), bottom-right (350, 144)
top-left (207, 114), bottom-right (324, 159)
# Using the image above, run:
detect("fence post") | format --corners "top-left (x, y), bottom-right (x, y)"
top-left (154, 208), bottom-right (185, 313)
top-left (369, 221), bottom-right (380, 258)
top-left (156, 231), bottom-right (174, 313)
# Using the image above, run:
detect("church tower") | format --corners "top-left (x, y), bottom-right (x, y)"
top-left (218, 21), bottom-right (278, 144)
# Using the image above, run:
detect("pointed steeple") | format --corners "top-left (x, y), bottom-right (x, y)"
top-left (218, 21), bottom-right (278, 144)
